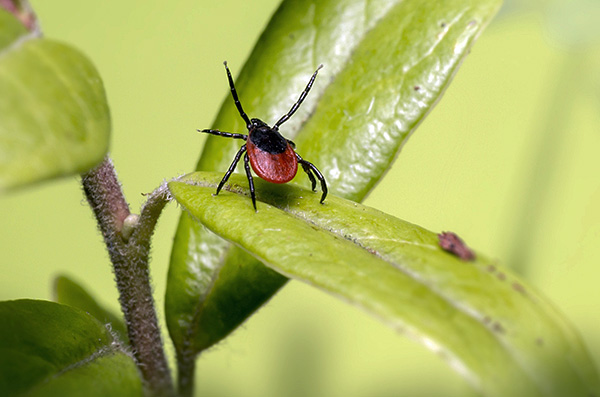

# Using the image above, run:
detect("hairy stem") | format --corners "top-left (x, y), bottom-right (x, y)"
top-left (81, 157), bottom-right (174, 397)
top-left (176, 349), bottom-right (196, 397)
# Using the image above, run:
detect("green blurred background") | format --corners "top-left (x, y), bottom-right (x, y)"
top-left (2, 1), bottom-right (599, 396)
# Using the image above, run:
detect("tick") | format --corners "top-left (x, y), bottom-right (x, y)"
top-left (200, 62), bottom-right (328, 210)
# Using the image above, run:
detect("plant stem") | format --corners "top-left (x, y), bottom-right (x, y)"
top-left (81, 157), bottom-right (174, 397)
top-left (505, 55), bottom-right (583, 275)
top-left (176, 349), bottom-right (196, 397)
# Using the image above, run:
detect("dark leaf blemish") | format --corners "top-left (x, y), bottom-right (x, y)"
top-left (438, 231), bottom-right (475, 261)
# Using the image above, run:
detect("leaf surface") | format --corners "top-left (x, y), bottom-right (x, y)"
top-left (54, 275), bottom-right (128, 343)
top-left (0, 299), bottom-right (142, 397)
top-left (0, 9), bottom-right (110, 191)
top-left (166, 0), bottom-right (502, 356)
top-left (169, 172), bottom-right (600, 397)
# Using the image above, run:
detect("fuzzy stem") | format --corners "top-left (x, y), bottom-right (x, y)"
top-left (81, 157), bottom-right (130, 233)
top-left (176, 349), bottom-right (196, 397)
top-left (81, 157), bottom-right (174, 397)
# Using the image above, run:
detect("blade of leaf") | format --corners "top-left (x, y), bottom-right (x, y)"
top-left (169, 172), bottom-right (600, 397)
top-left (0, 299), bottom-right (142, 396)
top-left (166, 0), bottom-right (502, 359)
top-left (0, 11), bottom-right (110, 192)
top-left (0, 7), bottom-right (28, 49)
top-left (54, 275), bottom-right (128, 343)
top-left (290, 1), bottom-right (494, 199)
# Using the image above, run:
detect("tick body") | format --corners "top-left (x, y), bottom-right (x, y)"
top-left (200, 62), bottom-right (327, 210)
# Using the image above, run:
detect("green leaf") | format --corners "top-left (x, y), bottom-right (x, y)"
top-left (166, 0), bottom-right (502, 356)
top-left (169, 172), bottom-right (600, 397)
top-left (0, 7), bottom-right (28, 50)
top-left (54, 275), bottom-right (128, 343)
top-left (0, 299), bottom-right (142, 397)
top-left (0, 9), bottom-right (110, 192)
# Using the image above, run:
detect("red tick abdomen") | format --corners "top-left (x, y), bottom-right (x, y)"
top-left (247, 141), bottom-right (298, 183)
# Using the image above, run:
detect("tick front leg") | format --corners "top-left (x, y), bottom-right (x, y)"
top-left (223, 61), bottom-right (252, 129)
top-left (216, 144), bottom-right (247, 195)
top-left (243, 152), bottom-right (257, 211)
top-left (199, 129), bottom-right (248, 140)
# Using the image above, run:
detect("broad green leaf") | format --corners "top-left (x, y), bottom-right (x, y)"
top-left (169, 172), bottom-right (600, 397)
top-left (0, 299), bottom-right (142, 397)
top-left (54, 275), bottom-right (128, 343)
top-left (0, 7), bottom-right (28, 50)
top-left (166, 0), bottom-right (501, 357)
top-left (0, 9), bottom-right (110, 192)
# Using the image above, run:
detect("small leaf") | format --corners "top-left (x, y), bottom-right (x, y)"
top-left (0, 10), bottom-right (110, 192)
top-left (166, 0), bottom-right (502, 357)
top-left (169, 172), bottom-right (600, 397)
top-left (54, 275), bottom-right (128, 343)
top-left (0, 7), bottom-right (28, 49)
top-left (0, 299), bottom-right (142, 397)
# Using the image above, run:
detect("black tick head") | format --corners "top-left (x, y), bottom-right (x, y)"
top-left (250, 118), bottom-right (269, 129)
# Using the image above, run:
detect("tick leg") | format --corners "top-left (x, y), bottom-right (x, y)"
top-left (273, 64), bottom-right (323, 129)
top-left (216, 144), bottom-right (247, 195)
top-left (296, 154), bottom-right (327, 203)
top-left (299, 162), bottom-right (317, 191)
top-left (243, 152), bottom-right (257, 211)
top-left (223, 61), bottom-right (251, 129)
top-left (200, 129), bottom-right (247, 140)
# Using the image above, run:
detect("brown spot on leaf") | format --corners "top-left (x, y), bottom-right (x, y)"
top-left (512, 282), bottom-right (526, 295)
top-left (487, 264), bottom-right (496, 273)
top-left (536, 338), bottom-right (544, 346)
top-left (438, 231), bottom-right (475, 261)
top-left (497, 272), bottom-right (506, 281)
top-left (414, 86), bottom-right (421, 91)
top-left (492, 321), bottom-right (505, 334)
